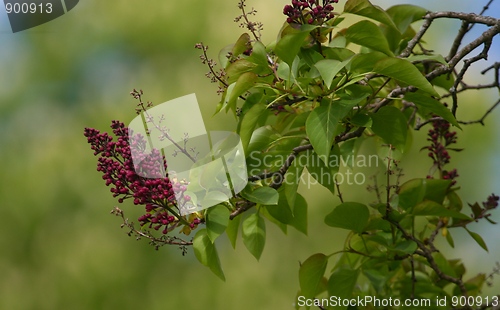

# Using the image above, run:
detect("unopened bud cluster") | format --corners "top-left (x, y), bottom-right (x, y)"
top-left (426, 119), bottom-right (459, 184)
top-left (483, 194), bottom-right (500, 210)
top-left (283, 0), bottom-right (339, 25)
top-left (84, 120), bottom-right (201, 236)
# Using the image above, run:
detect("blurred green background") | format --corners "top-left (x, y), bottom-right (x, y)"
top-left (0, 1), bottom-right (499, 309)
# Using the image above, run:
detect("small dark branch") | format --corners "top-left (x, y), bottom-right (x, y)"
top-left (458, 98), bottom-right (500, 125)
top-left (407, 106), bottom-right (418, 128)
top-left (248, 171), bottom-right (277, 181)
top-left (446, 23), bottom-right (499, 73)
top-left (270, 144), bottom-right (314, 189)
top-left (386, 218), bottom-right (470, 299)
top-left (481, 62), bottom-right (500, 89)
top-left (372, 86), bottom-right (415, 112)
top-left (402, 11), bottom-right (497, 58)
top-left (450, 39), bottom-right (492, 116)
top-left (111, 207), bottom-right (193, 247)
top-left (315, 301), bottom-right (326, 310)
top-left (420, 111), bottom-right (489, 161)
top-left (479, 0), bottom-right (495, 16)
top-left (385, 156), bottom-right (392, 217)
top-left (335, 126), bottom-right (365, 143)
top-left (424, 12), bottom-right (498, 26)
top-left (461, 0), bottom-right (496, 45)
top-left (237, 0), bottom-right (263, 42)
top-left (196, 43), bottom-right (228, 88)
top-left (450, 90), bottom-right (459, 117)
top-left (441, 82), bottom-right (500, 98)
top-left (428, 219), bottom-right (445, 244)
top-left (426, 22), bottom-right (500, 82)
top-left (335, 177), bottom-right (344, 203)
top-left (485, 261), bottom-right (500, 287)
top-left (410, 255), bottom-right (416, 299)
top-left (400, 18), bottom-right (433, 58)
top-left (367, 174), bottom-right (383, 204)
top-left (268, 96), bottom-right (308, 110)
top-left (447, 21), bottom-right (470, 62)
top-left (229, 200), bottom-right (256, 220)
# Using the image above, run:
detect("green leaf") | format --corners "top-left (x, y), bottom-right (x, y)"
top-left (404, 92), bottom-right (461, 128)
top-left (226, 215), bottom-right (241, 249)
top-left (306, 103), bottom-right (339, 164)
top-left (349, 51), bottom-right (387, 73)
top-left (345, 20), bottom-right (394, 56)
top-left (362, 268), bottom-right (388, 294)
top-left (323, 47), bottom-right (356, 61)
top-left (469, 202), bottom-right (483, 219)
top-left (339, 139), bottom-right (355, 168)
top-left (225, 59), bottom-right (257, 84)
top-left (260, 206), bottom-right (287, 234)
top-left (240, 186), bottom-right (279, 205)
top-left (397, 178), bottom-right (425, 210)
top-left (364, 216), bottom-right (392, 232)
top-left (445, 229), bottom-right (455, 248)
top-left (371, 106), bottom-right (407, 150)
top-left (466, 229), bottom-right (488, 252)
top-left (218, 83), bottom-right (236, 114)
top-left (247, 125), bottom-right (280, 154)
top-left (423, 179), bottom-right (452, 204)
top-left (218, 44), bottom-right (234, 69)
top-left (412, 200), bottom-right (471, 220)
top-left (247, 41), bottom-right (269, 67)
top-left (299, 253), bottom-right (328, 298)
top-left (275, 25), bottom-right (317, 66)
top-left (266, 190), bottom-right (294, 225)
top-left (344, 0), bottom-right (398, 30)
top-left (227, 72), bottom-right (257, 112)
top-left (386, 4), bottom-right (427, 34)
top-left (431, 73), bottom-right (455, 90)
top-left (446, 191), bottom-right (463, 211)
top-left (232, 33), bottom-right (252, 58)
top-left (206, 205), bottom-right (230, 243)
top-left (407, 54), bottom-right (447, 65)
top-left (373, 57), bottom-right (438, 96)
top-left (306, 99), bottom-right (354, 164)
top-left (283, 153), bottom-right (305, 208)
top-left (242, 213), bottom-right (266, 260)
top-left (290, 193), bottom-right (308, 235)
top-left (193, 229), bottom-right (225, 281)
top-left (325, 202), bottom-right (369, 234)
top-left (432, 252), bottom-right (457, 277)
top-left (393, 240), bottom-right (417, 255)
top-left (237, 97), bottom-right (267, 153)
top-left (314, 58), bottom-right (352, 89)
top-left (306, 148), bottom-right (340, 194)
top-left (327, 267), bottom-right (360, 301)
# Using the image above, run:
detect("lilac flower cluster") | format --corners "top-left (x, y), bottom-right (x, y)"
top-left (84, 121), bottom-right (200, 235)
top-left (283, 0), bottom-right (338, 24)
top-left (426, 119), bottom-right (459, 184)
top-left (483, 194), bottom-right (500, 210)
